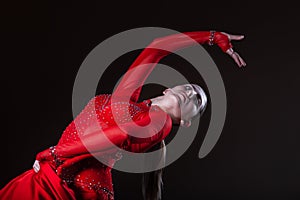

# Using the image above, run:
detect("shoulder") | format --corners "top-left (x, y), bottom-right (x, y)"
top-left (131, 105), bottom-right (172, 142)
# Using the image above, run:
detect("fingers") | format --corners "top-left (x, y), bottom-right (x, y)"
top-left (226, 48), bottom-right (246, 68)
top-left (229, 34), bottom-right (244, 41)
top-left (232, 53), bottom-right (244, 67)
top-left (217, 32), bottom-right (246, 67)
top-left (237, 53), bottom-right (246, 66)
top-left (221, 32), bottom-right (245, 41)
top-left (232, 53), bottom-right (242, 67)
top-left (33, 160), bottom-right (40, 173)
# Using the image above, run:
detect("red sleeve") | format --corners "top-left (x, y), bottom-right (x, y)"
top-left (122, 107), bottom-right (172, 153)
top-left (113, 31), bottom-right (213, 102)
top-left (49, 108), bottom-right (172, 158)
top-left (47, 108), bottom-right (172, 174)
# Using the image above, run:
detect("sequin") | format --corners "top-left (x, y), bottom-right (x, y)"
top-left (51, 94), bottom-right (152, 199)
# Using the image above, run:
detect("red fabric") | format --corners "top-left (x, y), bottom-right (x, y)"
top-left (214, 32), bottom-right (233, 52)
top-left (0, 31), bottom-right (226, 199)
top-left (0, 163), bottom-right (76, 200)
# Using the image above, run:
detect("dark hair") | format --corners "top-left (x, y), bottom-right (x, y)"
top-left (142, 140), bottom-right (166, 200)
top-left (142, 84), bottom-right (207, 199)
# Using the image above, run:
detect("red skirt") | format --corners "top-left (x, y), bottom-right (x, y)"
top-left (0, 163), bottom-right (76, 200)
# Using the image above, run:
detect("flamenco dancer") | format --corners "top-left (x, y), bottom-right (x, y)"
top-left (0, 30), bottom-right (246, 200)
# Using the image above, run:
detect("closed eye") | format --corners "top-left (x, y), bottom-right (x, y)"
top-left (185, 85), bottom-right (192, 90)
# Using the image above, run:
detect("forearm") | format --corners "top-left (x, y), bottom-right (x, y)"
top-left (122, 31), bottom-right (214, 71)
top-left (151, 31), bottom-right (231, 53)
top-left (36, 126), bottom-right (128, 162)
top-left (56, 126), bottom-right (128, 158)
top-left (113, 31), bottom-right (215, 100)
top-left (149, 31), bottom-right (211, 53)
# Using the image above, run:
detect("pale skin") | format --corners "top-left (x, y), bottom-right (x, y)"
top-left (151, 32), bottom-right (246, 126)
top-left (151, 84), bottom-right (201, 127)
top-left (222, 32), bottom-right (246, 67)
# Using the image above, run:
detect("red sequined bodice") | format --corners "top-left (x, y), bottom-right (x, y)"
top-left (58, 94), bottom-right (151, 145)
top-left (55, 94), bottom-right (153, 199)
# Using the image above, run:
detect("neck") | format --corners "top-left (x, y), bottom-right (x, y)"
top-left (150, 96), bottom-right (179, 124)
top-left (150, 96), bottom-right (167, 110)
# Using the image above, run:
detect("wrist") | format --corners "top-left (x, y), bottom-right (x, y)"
top-left (208, 30), bottom-right (216, 46)
top-left (213, 32), bottom-right (232, 52)
top-left (49, 146), bottom-right (64, 167)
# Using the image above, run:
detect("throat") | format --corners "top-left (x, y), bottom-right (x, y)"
top-left (150, 96), bottom-right (180, 124)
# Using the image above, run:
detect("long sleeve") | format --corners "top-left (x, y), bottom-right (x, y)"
top-left (113, 31), bottom-right (220, 102)
top-left (57, 108), bottom-right (171, 157)
top-left (36, 107), bottom-right (172, 163)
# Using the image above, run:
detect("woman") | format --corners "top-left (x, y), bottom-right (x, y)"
top-left (0, 30), bottom-right (246, 200)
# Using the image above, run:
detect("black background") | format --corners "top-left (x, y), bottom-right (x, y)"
top-left (1, 0), bottom-right (300, 199)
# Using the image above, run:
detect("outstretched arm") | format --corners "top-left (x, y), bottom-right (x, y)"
top-left (35, 108), bottom-right (172, 172)
top-left (113, 31), bottom-right (246, 102)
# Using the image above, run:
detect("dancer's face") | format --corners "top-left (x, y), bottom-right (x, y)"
top-left (162, 84), bottom-right (202, 125)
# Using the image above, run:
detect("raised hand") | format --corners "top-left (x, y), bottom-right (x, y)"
top-left (214, 31), bottom-right (247, 68)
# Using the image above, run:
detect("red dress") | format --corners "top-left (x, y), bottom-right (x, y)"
top-left (0, 31), bottom-right (227, 200)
